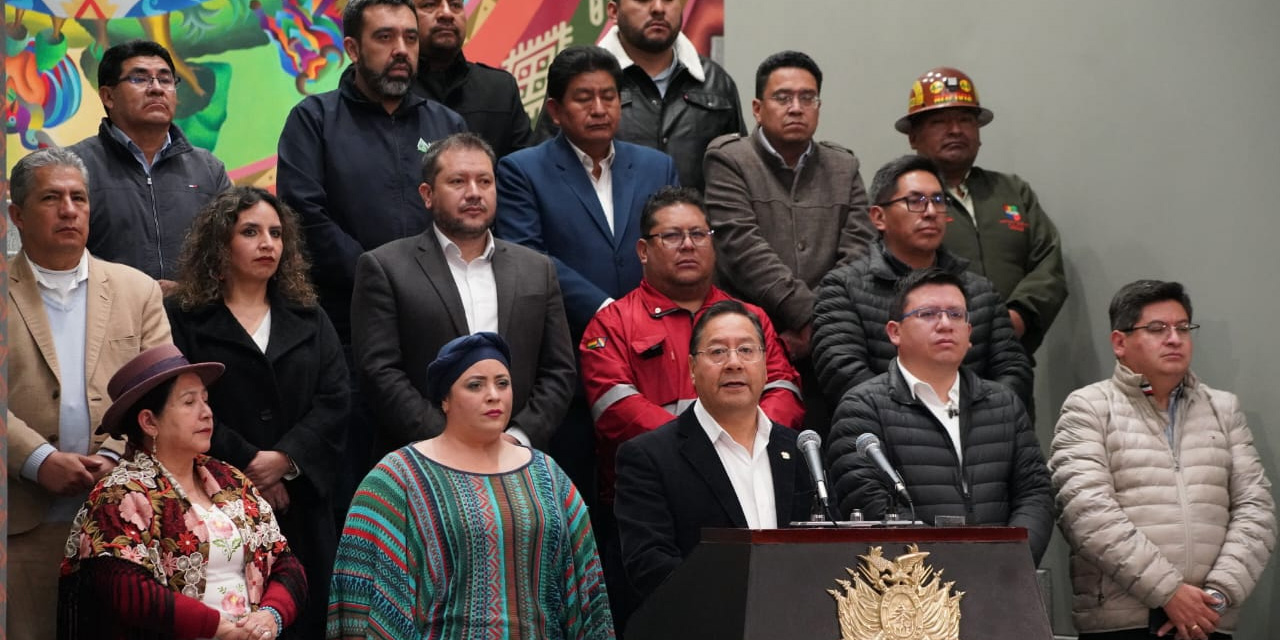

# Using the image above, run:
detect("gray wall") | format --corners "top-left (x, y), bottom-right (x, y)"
top-left (724, 1), bottom-right (1279, 638)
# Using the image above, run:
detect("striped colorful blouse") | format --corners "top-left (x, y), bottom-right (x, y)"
top-left (327, 446), bottom-right (614, 639)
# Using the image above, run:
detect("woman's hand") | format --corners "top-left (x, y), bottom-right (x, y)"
top-left (215, 617), bottom-right (252, 639)
top-left (245, 451), bottom-right (291, 488)
top-left (260, 482), bottom-right (291, 513)
top-left (235, 610), bottom-right (280, 639)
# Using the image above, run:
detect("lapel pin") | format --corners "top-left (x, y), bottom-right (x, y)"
top-left (780, 451), bottom-right (791, 460)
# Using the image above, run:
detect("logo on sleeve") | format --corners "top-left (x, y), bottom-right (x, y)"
top-left (584, 337), bottom-right (607, 350)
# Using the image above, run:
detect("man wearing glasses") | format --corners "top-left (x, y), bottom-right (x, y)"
top-left (69, 40), bottom-right (232, 295)
top-left (826, 267), bottom-right (1053, 565)
top-left (704, 50), bottom-right (875, 434)
top-left (613, 299), bottom-right (814, 608)
top-left (1050, 280), bottom-right (1274, 640)
top-left (897, 67), bottom-right (1067, 355)
top-left (580, 188), bottom-right (804, 623)
top-left (813, 154), bottom-right (1032, 408)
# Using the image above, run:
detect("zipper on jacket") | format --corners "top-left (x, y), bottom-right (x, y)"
top-left (147, 175), bottom-right (165, 279)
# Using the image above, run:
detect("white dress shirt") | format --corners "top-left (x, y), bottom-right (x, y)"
top-left (433, 225), bottom-right (499, 333)
top-left (693, 400), bottom-right (778, 529)
top-left (567, 140), bottom-right (617, 235)
top-left (896, 360), bottom-right (963, 462)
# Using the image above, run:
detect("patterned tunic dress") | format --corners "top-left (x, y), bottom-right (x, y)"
top-left (327, 446), bottom-right (614, 639)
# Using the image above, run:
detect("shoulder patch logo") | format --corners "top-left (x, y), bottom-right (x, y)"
top-left (584, 337), bottom-right (607, 350)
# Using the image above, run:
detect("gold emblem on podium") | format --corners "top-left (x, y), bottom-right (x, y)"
top-left (827, 544), bottom-right (963, 640)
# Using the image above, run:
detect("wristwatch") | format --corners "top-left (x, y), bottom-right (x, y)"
top-left (282, 456), bottom-right (301, 481)
top-left (1202, 587), bottom-right (1228, 612)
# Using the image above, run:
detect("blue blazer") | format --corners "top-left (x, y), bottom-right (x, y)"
top-left (496, 133), bottom-right (679, 335)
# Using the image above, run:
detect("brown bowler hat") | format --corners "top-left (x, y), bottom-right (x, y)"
top-left (97, 344), bottom-right (225, 437)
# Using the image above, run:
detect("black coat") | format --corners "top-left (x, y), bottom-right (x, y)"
top-left (166, 295), bottom-right (349, 639)
top-left (826, 362), bottom-right (1054, 565)
top-left (412, 52), bottom-right (532, 159)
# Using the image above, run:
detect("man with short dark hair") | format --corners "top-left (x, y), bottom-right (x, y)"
top-left (497, 43), bottom-right (679, 510)
top-left (277, 0), bottom-right (467, 346)
top-left (534, 0), bottom-right (745, 190)
top-left (813, 154), bottom-right (1031, 407)
top-left (897, 67), bottom-right (1067, 353)
top-left (703, 50), bottom-right (874, 432)
top-left (826, 267), bottom-right (1052, 564)
top-left (70, 39), bottom-right (231, 294)
top-left (412, 0), bottom-right (531, 158)
top-left (1051, 280), bottom-right (1274, 640)
top-left (352, 132), bottom-right (575, 459)
top-left (614, 300), bottom-right (813, 603)
top-left (7, 148), bottom-right (172, 640)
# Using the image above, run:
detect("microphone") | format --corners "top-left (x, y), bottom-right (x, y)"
top-left (855, 433), bottom-right (912, 505)
top-left (796, 430), bottom-right (833, 518)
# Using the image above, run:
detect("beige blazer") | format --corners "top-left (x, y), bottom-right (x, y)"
top-left (6, 251), bottom-right (171, 534)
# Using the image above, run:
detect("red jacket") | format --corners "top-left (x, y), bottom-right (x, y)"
top-left (581, 280), bottom-right (804, 502)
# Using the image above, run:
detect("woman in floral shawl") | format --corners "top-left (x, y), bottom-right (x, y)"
top-left (58, 344), bottom-right (307, 640)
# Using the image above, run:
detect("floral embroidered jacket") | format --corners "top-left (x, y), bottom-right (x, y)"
top-left (58, 451), bottom-right (307, 640)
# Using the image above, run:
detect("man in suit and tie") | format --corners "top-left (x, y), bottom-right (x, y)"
top-left (352, 132), bottom-right (576, 457)
top-left (496, 44), bottom-right (679, 498)
top-left (613, 300), bottom-right (815, 604)
top-left (6, 147), bottom-right (172, 640)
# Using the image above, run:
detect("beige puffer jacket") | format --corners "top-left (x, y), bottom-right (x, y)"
top-left (1050, 363), bottom-right (1274, 633)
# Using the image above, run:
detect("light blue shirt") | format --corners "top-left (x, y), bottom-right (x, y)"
top-left (108, 122), bottom-right (172, 175)
top-left (651, 56), bottom-right (679, 98)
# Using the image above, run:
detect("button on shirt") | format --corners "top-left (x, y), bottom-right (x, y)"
top-left (947, 173), bottom-right (976, 225)
top-left (567, 140), bottom-right (617, 235)
top-left (694, 400), bottom-right (778, 529)
top-left (896, 360), bottom-right (963, 463)
top-left (434, 225), bottom-right (499, 333)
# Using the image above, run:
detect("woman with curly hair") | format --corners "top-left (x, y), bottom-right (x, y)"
top-left (166, 186), bottom-right (349, 639)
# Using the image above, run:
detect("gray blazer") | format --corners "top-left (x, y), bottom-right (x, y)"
top-left (352, 231), bottom-right (576, 455)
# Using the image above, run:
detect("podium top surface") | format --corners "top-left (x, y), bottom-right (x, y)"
top-left (701, 525), bottom-right (1028, 545)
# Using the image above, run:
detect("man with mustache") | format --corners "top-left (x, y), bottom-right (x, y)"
top-left (825, 267), bottom-right (1053, 565)
top-left (703, 50), bottom-right (875, 435)
top-left (1050, 280), bottom-right (1274, 640)
top-left (897, 67), bottom-right (1067, 355)
top-left (411, 0), bottom-right (531, 158)
top-left (277, 0), bottom-right (465, 496)
top-left (812, 155), bottom-right (1032, 409)
top-left (351, 133), bottom-right (575, 459)
top-left (533, 0), bottom-right (745, 191)
top-left (69, 40), bottom-right (231, 296)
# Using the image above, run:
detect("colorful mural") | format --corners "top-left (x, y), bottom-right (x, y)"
top-left (4, 0), bottom-right (725, 188)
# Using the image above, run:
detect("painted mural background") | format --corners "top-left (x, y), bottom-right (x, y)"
top-left (4, 0), bottom-right (726, 188)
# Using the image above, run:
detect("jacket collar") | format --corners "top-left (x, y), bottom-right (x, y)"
top-left (96, 117), bottom-right (194, 163)
top-left (597, 25), bottom-right (706, 82)
top-left (635, 280), bottom-right (727, 318)
top-left (868, 240), bottom-right (969, 284)
top-left (886, 357), bottom-right (989, 408)
top-left (181, 291), bottom-right (317, 360)
top-left (1110, 361), bottom-right (1200, 400)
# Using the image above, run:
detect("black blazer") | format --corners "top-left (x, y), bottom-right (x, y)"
top-left (351, 231), bottom-right (576, 456)
top-left (614, 407), bottom-right (815, 599)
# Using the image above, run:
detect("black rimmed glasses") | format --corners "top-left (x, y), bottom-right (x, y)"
top-left (644, 228), bottom-right (714, 249)
top-left (879, 193), bottom-right (947, 213)
top-left (1120, 321), bottom-right (1199, 336)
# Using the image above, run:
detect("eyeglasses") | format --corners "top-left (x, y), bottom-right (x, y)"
top-left (116, 72), bottom-right (181, 90)
top-left (644, 228), bottom-right (714, 249)
top-left (693, 345), bottom-right (763, 365)
top-left (879, 193), bottom-right (947, 213)
top-left (901, 307), bottom-right (968, 323)
top-left (1120, 321), bottom-right (1200, 336)
top-left (768, 91), bottom-right (821, 109)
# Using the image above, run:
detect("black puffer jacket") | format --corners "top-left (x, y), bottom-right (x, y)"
top-left (812, 242), bottom-right (1032, 406)
top-left (827, 362), bottom-right (1053, 564)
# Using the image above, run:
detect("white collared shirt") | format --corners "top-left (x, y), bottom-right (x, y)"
top-left (693, 400), bottom-right (778, 529)
top-left (947, 171), bottom-right (976, 225)
top-left (433, 225), bottom-right (499, 333)
top-left (30, 250), bottom-right (90, 306)
top-left (567, 140), bottom-right (617, 235)
top-left (756, 127), bottom-right (814, 173)
top-left (896, 360), bottom-right (963, 462)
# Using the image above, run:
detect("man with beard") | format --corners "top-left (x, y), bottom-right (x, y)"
top-left (351, 133), bottom-right (575, 459)
top-left (533, 0), bottom-right (745, 191)
top-left (69, 40), bottom-right (231, 295)
top-left (277, 0), bottom-right (466, 496)
top-left (412, 0), bottom-right (531, 158)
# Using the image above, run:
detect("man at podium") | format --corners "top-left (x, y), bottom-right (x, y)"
top-left (614, 300), bottom-right (815, 605)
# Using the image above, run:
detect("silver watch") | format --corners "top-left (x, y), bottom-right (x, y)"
top-left (1203, 587), bottom-right (1228, 612)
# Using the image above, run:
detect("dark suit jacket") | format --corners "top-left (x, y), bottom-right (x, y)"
top-left (614, 407), bottom-right (814, 599)
top-left (495, 133), bottom-right (680, 336)
top-left (351, 231), bottom-right (576, 456)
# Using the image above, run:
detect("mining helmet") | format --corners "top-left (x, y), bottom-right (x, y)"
top-left (894, 67), bottom-right (994, 134)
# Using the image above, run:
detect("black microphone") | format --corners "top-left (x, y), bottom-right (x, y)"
top-left (796, 430), bottom-right (831, 515)
top-left (855, 433), bottom-right (912, 505)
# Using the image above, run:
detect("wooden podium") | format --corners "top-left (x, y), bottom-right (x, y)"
top-left (625, 526), bottom-right (1052, 640)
